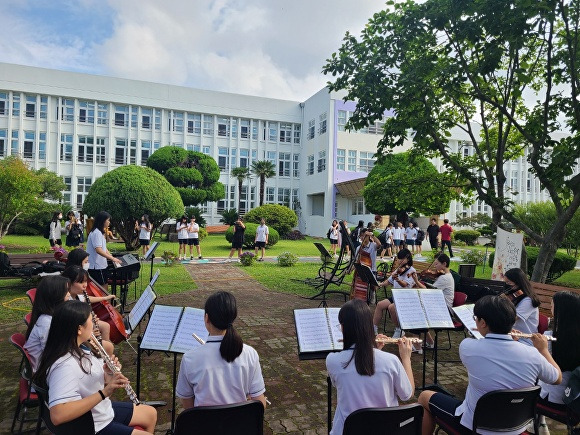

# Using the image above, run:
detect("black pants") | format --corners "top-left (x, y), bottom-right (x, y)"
top-left (429, 237), bottom-right (438, 250)
top-left (441, 240), bottom-right (453, 257)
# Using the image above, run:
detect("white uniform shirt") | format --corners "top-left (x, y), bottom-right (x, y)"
top-left (355, 241), bottom-right (378, 272)
top-left (50, 221), bottom-right (62, 241)
top-left (456, 333), bottom-right (559, 434)
top-left (404, 227), bottom-right (417, 241)
top-left (513, 297), bottom-right (539, 346)
top-left (24, 314), bottom-right (52, 371)
top-left (176, 222), bottom-right (188, 240)
top-left (86, 230), bottom-right (108, 270)
top-left (48, 351), bottom-right (115, 433)
top-left (176, 335), bottom-right (266, 406)
top-left (433, 272), bottom-right (455, 308)
top-left (187, 223), bottom-right (199, 239)
top-left (387, 266), bottom-right (418, 288)
top-left (326, 347), bottom-right (413, 435)
top-left (329, 227), bottom-right (339, 241)
top-left (255, 225), bottom-right (269, 243)
top-left (139, 223), bottom-right (151, 240)
top-left (393, 227), bottom-right (404, 240)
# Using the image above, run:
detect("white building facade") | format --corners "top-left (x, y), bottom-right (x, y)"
top-left (0, 63), bottom-right (560, 237)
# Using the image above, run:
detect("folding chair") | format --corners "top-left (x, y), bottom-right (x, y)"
top-left (26, 288), bottom-right (36, 306)
top-left (439, 292), bottom-right (468, 352)
top-left (9, 333), bottom-right (40, 435)
top-left (343, 403), bottom-right (423, 435)
top-left (538, 313), bottom-right (550, 335)
top-left (535, 399), bottom-right (580, 435)
top-left (174, 400), bottom-right (264, 435)
top-left (23, 312), bottom-right (32, 327)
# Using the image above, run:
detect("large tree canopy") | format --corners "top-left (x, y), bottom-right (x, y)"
top-left (363, 152), bottom-right (459, 218)
top-left (83, 165), bottom-right (184, 250)
top-left (324, 0), bottom-right (580, 282)
top-left (146, 146), bottom-right (224, 206)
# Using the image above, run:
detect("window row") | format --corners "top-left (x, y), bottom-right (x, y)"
top-left (0, 129), bottom-right (47, 159)
top-left (337, 110), bottom-right (386, 135)
top-left (218, 148), bottom-right (299, 177)
top-left (336, 149), bottom-right (375, 173)
top-left (0, 93), bottom-right (48, 119)
top-left (62, 176), bottom-right (93, 209)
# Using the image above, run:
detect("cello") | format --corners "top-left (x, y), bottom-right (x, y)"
top-left (350, 231), bottom-right (375, 303)
top-left (86, 275), bottom-right (128, 344)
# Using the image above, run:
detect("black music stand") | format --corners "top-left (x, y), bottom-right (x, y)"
top-left (353, 263), bottom-right (379, 305)
top-left (144, 242), bottom-right (160, 282)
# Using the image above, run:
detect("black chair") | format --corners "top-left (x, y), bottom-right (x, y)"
top-left (174, 400), bottom-right (264, 435)
top-left (343, 404), bottom-right (423, 435)
top-left (536, 399), bottom-right (580, 434)
top-left (435, 386), bottom-right (540, 434)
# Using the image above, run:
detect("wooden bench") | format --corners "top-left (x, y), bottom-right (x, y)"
top-left (8, 253), bottom-right (57, 268)
top-left (531, 282), bottom-right (580, 316)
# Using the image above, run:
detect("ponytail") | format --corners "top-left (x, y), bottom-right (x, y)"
top-left (205, 291), bottom-right (243, 363)
top-left (221, 323), bottom-right (243, 363)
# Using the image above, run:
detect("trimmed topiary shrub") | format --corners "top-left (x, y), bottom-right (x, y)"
top-left (453, 229), bottom-right (481, 245)
top-left (225, 223), bottom-right (279, 248)
top-left (488, 247), bottom-right (576, 283)
top-left (244, 204), bottom-right (297, 236)
top-left (277, 252), bottom-right (299, 267)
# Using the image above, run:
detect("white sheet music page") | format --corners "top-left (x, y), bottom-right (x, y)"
top-left (391, 289), bottom-right (429, 330)
top-left (170, 307), bottom-right (208, 354)
top-left (128, 285), bottom-right (157, 332)
top-left (141, 305), bottom-right (183, 351)
top-left (420, 289), bottom-right (454, 329)
top-left (294, 308), bottom-right (333, 353)
top-left (452, 304), bottom-right (483, 339)
top-left (326, 308), bottom-right (343, 350)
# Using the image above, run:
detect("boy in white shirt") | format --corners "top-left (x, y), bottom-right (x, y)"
top-left (187, 216), bottom-right (202, 260)
top-left (254, 218), bottom-right (269, 261)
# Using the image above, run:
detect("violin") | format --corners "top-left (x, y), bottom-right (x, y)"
top-left (86, 276), bottom-right (128, 344)
top-left (500, 286), bottom-right (525, 305)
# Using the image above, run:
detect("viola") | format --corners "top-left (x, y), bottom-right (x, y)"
top-left (418, 269), bottom-right (445, 281)
top-left (500, 287), bottom-right (525, 305)
top-left (86, 277), bottom-right (127, 344)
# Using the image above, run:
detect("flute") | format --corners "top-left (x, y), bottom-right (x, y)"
top-left (470, 329), bottom-right (557, 341)
top-left (88, 334), bottom-right (140, 405)
top-left (338, 337), bottom-right (423, 344)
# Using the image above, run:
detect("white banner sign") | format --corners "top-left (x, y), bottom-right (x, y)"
top-left (491, 227), bottom-right (524, 281)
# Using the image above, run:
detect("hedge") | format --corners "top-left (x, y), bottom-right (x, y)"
top-left (225, 223), bottom-right (279, 248)
top-left (453, 229), bottom-right (481, 245)
top-left (244, 204), bottom-right (297, 236)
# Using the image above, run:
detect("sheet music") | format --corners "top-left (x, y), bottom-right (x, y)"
top-left (294, 309), bottom-right (334, 353)
top-left (392, 289), bottom-right (429, 329)
top-left (144, 241), bottom-right (160, 261)
top-left (149, 269), bottom-right (160, 288)
top-left (452, 304), bottom-right (483, 339)
top-left (170, 308), bottom-right (209, 353)
top-left (127, 285), bottom-right (157, 332)
top-left (140, 305), bottom-right (183, 351)
top-left (420, 289), bottom-right (454, 329)
top-left (326, 308), bottom-right (343, 350)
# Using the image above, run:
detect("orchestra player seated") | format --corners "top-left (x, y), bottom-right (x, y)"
top-left (418, 295), bottom-right (561, 435)
top-left (33, 301), bottom-right (157, 434)
top-left (326, 299), bottom-right (414, 435)
top-left (176, 291), bottom-right (267, 410)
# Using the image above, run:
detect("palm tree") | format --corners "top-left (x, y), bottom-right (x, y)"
top-left (231, 166), bottom-right (251, 213)
top-left (251, 160), bottom-right (276, 206)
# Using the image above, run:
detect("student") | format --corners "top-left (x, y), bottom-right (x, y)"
top-left (404, 222), bottom-right (418, 254)
top-left (426, 218), bottom-right (440, 250)
top-left (66, 248), bottom-right (89, 269)
top-left (254, 218), bottom-right (269, 261)
top-left (503, 268), bottom-right (540, 346)
top-left (439, 219), bottom-right (453, 257)
top-left (24, 275), bottom-right (71, 371)
top-left (33, 301), bottom-right (157, 434)
top-left (187, 216), bottom-right (202, 260)
top-left (86, 211), bottom-right (121, 289)
top-left (354, 228), bottom-right (381, 273)
top-left (176, 291), bottom-right (266, 409)
top-left (392, 221), bottom-right (404, 254)
top-left (350, 220), bottom-right (365, 252)
top-left (326, 299), bottom-right (414, 435)
top-left (65, 211), bottom-right (82, 248)
top-left (379, 223), bottom-right (394, 260)
top-left (227, 216), bottom-right (246, 261)
top-left (418, 295), bottom-right (561, 435)
top-left (137, 215), bottom-right (153, 259)
top-left (49, 211), bottom-right (63, 248)
top-left (329, 220), bottom-right (339, 256)
top-left (176, 216), bottom-right (189, 261)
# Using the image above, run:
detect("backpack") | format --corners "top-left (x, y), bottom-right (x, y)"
top-left (43, 222), bottom-right (51, 239)
top-left (326, 228), bottom-right (331, 239)
top-left (563, 365), bottom-right (580, 415)
top-left (69, 224), bottom-right (82, 240)
top-left (417, 229), bottom-right (425, 242)
top-left (378, 229), bottom-right (389, 245)
top-left (0, 252), bottom-right (11, 277)
top-left (351, 228), bottom-right (360, 243)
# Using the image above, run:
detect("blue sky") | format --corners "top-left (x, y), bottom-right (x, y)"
top-left (0, 0), bottom-right (385, 100)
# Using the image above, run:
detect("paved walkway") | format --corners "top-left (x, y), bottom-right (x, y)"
top-left (0, 262), bottom-right (568, 434)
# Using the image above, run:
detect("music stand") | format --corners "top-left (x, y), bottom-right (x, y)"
top-left (353, 263), bottom-right (380, 305)
top-left (144, 242), bottom-right (160, 282)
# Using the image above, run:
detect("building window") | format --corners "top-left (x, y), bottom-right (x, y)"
top-left (60, 134), bottom-right (73, 162)
top-left (353, 199), bottom-right (367, 215)
top-left (130, 107), bottom-right (138, 128)
top-left (59, 98), bottom-right (74, 121)
top-left (78, 136), bottom-right (94, 163)
top-left (511, 170), bottom-right (518, 190)
top-left (266, 151), bottom-right (276, 167)
top-left (114, 105), bottom-right (128, 127)
top-left (39, 132), bottom-right (46, 159)
top-left (188, 113), bottom-right (201, 134)
top-left (337, 149), bottom-right (345, 170)
top-left (129, 140), bottom-right (137, 164)
top-left (23, 131), bottom-right (34, 159)
top-left (203, 115), bottom-right (213, 135)
top-left (359, 152), bottom-right (375, 172)
top-left (231, 119), bottom-right (238, 138)
top-left (319, 113), bottom-right (327, 135)
top-left (240, 149), bottom-right (249, 168)
top-left (252, 121), bottom-right (258, 140)
top-left (277, 188), bottom-right (290, 207)
top-left (368, 118), bottom-right (385, 135)
top-left (293, 124), bottom-right (301, 144)
top-left (76, 177), bottom-right (92, 209)
top-left (25, 95), bottom-right (36, 118)
top-left (268, 123), bottom-right (277, 142)
top-left (0, 92), bottom-right (7, 115)
top-left (293, 153), bottom-right (300, 177)
top-left (217, 117), bottom-right (229, 137)
top-left (527, 173), bottom-right (532, 192)
top-left (307, 119), bottom-right (315, 140)
top-left (291, 189), bottom-right (299, 210)
top-left (115, 139), bottom-right (127, 165)
top-left (202, 145), bottom-right (210, 154)
top-left (337, 110), bottom-right (347, 132)
top-left (170, 112), bottom-right (184, 132)
top-left (96, 138), bottom-right (106, 164)
top-left (241, 119), bottom-right (250, 139)
top-left (307, 155), bottom-right (314, 175)
top-left (0, 129), bottom-right (6, 157)
top-left (279, 123), bottom-right (292, 143)
top-left (63, 177), bottom-right (72, 205)
top-left (39, 96), bottom-right (48, 119)
top-left (154, 109), bottom-right (161, 130)
top-left (79, 101), bottom-right (95, 123)
top-left (278, 152), bottom-right (290, 176)
top-left (97, 104), bottom-right (108, 125)
top-left (141, 108), bottom-right (152, 129)
top-left (348, 150), bottom-right (357, 171)
top-left (218, 147), bottom-right (229, 171)
top-left (266, 187), bottom-right (275, 203)
top-left (217, 185), bottom-right (236, 212)
top-left (12, 93), bottom-right (20, 117)
top-left (317, 150), bottom-right (326, 172)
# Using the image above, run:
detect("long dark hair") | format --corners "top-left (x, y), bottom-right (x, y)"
top-left (551, 291), bottom-right (580, 371)
top-left (62, 265), bottom-right (89, 285)
top-left (91, 211), bottom-right (111, 234)
top-left (33, 301), bottom-right (92, 389)
top-left (397, 248), bottom-right (413, 267)
top-left (504, 268), bottom-right (540, 307)
top-left (51, 211), bottom-right (61, 223)
top-left (142, 214), bottom-right (151, 227)
top-left (339, 299), bottom-right (375, 376)
top-left (26, 275), bottom-right (70, 339)
top-left (66, 248), bottom-right (89, 267)
top-left (205, 291), bottom-right (243, 363)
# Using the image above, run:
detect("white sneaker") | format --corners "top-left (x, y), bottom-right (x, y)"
top-left (392, 328), bottom-right (403, 339)
top-left (538, 423), bottom-right (550, 435)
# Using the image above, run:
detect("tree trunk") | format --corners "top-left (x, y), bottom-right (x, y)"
top-left (530, 224), bottom-right (567, 283)
top-left (0, 212), bottom-right (22, 240)
top-left (259, 176), bottom-right (265, 206)
top-left (114, 220), bottom-right (140, 251)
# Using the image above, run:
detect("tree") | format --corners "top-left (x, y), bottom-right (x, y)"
top-left (83, 165), bottom-right (184, 250)
top-left (323, 0), bottom-right (580, 282)
top-left (146, 146), bottom-right (224, 206)
top-left (363, 152), bottom-right (459, 223)
top-left (244, 204), bottom-right (298, 236)
top-left (0, 157), bottom-right (65, 239)
top-left (231, 166), bottom-right (251, 213)
top-left (251, 160), bottom-right (276, 206)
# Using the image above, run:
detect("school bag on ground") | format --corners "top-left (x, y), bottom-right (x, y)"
top-left (563, 365), bottom-right (580, 416)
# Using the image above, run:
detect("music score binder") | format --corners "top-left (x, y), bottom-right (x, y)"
top-left (294, 308), bottom-right (342, 360)
top-left (392, 288), bottom-right (454, 330)
top-left (452, 304), bottom-right (484, 339)
top-left (140, 305), bottom-right (209, 354)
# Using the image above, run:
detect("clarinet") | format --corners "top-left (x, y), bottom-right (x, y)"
top-left (83, 290), bottom-right (103, 344)
top-left (88, 334), bottom-right (140, 405)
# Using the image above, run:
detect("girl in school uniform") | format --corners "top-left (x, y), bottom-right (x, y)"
top-left (86, 211), bottom-right (121, 290)
top-left (137, 215), bottom-right (153, 259)
top-left (49, 211), bottom-right (63, 248)
top-left (503, 268), bottom-right (541, 345)
top-left (176, 216), bottom-right (189, 261)
top-left (326, 299), bottom-right (414, 435)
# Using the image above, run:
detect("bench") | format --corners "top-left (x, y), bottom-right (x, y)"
top-left (1, 253), bottom-right (61, 283)
top-left (8, 253), bottom-right (57, 268)
top-left (531, 282), bottom-right (580, 316)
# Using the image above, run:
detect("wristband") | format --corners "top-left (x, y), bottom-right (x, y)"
top-left (98, 389), bottom-right (106, 401)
